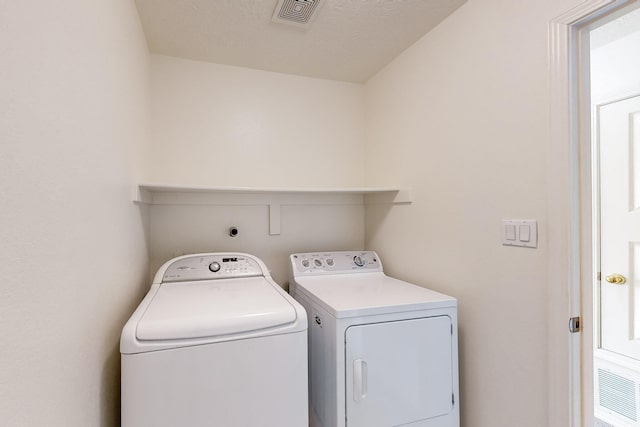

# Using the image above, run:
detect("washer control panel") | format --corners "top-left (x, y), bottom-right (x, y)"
top-left (291, 251), bottom-right (382, 275)
top-left (162, 254), bottom-right (263, 283)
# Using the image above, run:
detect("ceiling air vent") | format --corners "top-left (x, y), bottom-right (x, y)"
top-left (272, 0), bottom-right (323, 29)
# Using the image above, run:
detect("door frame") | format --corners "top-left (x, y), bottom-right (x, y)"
top-left (549, 1), bottom-right (633, 425)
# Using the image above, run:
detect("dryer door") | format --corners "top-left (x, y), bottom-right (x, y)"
top-left (345, 316), bottom-right (453, 427)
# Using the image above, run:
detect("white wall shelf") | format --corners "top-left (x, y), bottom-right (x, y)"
top-left (135, 183), bottom-right (412, 204)
top-left (134, 184), bottom-right (412, 236)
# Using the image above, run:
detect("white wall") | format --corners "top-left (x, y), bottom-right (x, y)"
top-left (364, 0), bottom-right (581, 425)
top-left (147, 55), bottom-right (368, 282)
top-left (149, 54), bottom-right (366, 187)
top-left (0, 1), bottom-right (150, 425)
top-left (148, 195), bottom-right (365, 286)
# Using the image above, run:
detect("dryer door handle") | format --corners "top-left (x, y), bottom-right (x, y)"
top-left (353, 359), bottom-right (368, 402)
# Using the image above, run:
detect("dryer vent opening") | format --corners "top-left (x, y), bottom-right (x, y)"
top-left (272, 0), bottom-right (323, 29)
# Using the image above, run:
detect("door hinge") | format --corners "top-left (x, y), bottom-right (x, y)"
top-left (569, 316), bottom-right (581, 333)
top-left (597, 272), bottom-right (601, 281)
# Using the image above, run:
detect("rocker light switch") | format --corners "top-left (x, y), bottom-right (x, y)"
top-left (502, 220), bottom-right (537, 248)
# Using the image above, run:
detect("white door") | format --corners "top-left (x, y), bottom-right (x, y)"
top-left (344, 316), bottom-right (453, 427)
top-left (599, 95), bottom-right (640, 361)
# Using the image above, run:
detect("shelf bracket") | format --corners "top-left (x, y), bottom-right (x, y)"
top-left (269, 204), bottom-right (281, 235)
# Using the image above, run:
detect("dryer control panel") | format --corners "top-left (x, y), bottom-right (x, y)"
top-left (290, 251), bottom-right (382, 276)
top-left (161, 254), bottom-right (263, 283)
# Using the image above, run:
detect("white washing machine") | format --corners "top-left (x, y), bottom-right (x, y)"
top-left (289, 251), bottom-right (459, 427)
top-left (121, 253), bottom-right (308, 427)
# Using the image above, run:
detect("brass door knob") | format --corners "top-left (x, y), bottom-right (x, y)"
top-left (605, 273), bottom-right (627, 285)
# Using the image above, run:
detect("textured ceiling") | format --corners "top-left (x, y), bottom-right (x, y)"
top-left (591, 6), bottom-right (640, 50)
top-left (134, 0), bottom-right (467, 83)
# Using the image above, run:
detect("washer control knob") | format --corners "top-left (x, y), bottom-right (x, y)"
top-left (326, 258), bottom-right (334, 266)
top-left (209, 262), bottom-right (221, 272)
top-left (301, 259), bottom-right (310, 268)
top-left (353, 255), bottom-right (365, 267)
top-left (314, 258), bottom-right (323, 267)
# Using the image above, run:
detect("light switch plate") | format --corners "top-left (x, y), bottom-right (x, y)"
top-left (502, 219), bottom-right (537, 248)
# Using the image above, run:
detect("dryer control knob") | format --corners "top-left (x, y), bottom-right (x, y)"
top-left (353, 255), bottom-right (365, 267)
top-left (209, 262), bottom-right (221, 272)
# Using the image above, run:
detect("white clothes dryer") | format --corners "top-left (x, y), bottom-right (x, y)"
top-left (121, 253), bottom-right (308, 427)
top-left (289, 251), bottom-right (459, 427)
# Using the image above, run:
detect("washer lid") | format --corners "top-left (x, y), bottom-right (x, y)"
top-left (294, 272), bottom-right (456, 318)
top-left (136, 277), bottom-right (297, 341)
